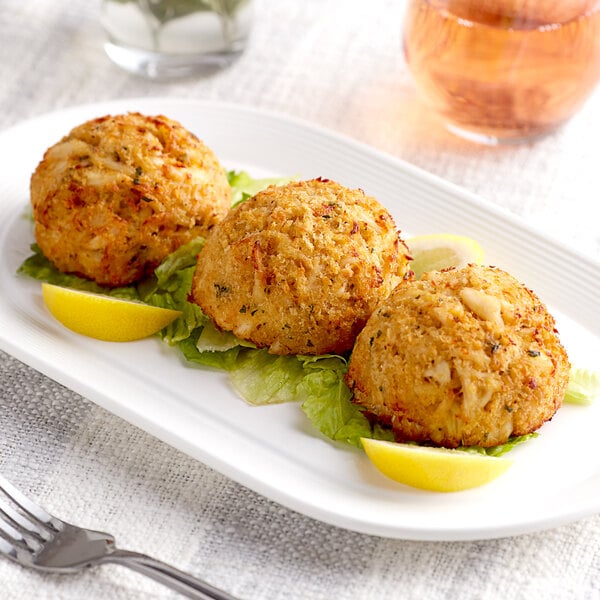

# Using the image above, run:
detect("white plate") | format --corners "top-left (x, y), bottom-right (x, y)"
top-left (0, 98), bottom-right (599, 542)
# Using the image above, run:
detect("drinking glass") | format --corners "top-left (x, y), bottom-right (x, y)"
top-left (101, 0), bottom-right (253, 79)
top-left (403, 0), bottom-right (600, 144)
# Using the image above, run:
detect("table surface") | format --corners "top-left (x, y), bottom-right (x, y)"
top-left (1, 1), bottom-right (599, 599)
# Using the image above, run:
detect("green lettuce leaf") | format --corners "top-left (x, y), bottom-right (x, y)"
top-left (176, 328), bottom-right (245, 370)
top-left (189, 320), bottom-right (255, 370)
top-left (229, 350), bottom-right (309, 405)
top-left (196, 320), bottom-right (255, 352)
top-left (138, 237), bottom-right (208, 343)
top-left (299, 357), bottom-right (395, 448)
top-left (227, 170), bottom-right (294, 206)
top-left (564, 367), bottom-right (600, 405)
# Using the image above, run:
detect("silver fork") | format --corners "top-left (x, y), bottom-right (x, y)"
top-left (0, 474), bottom-right (238, 599)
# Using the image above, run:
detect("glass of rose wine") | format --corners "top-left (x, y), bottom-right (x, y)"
top-left (403, 0), bottom-right (600, 144)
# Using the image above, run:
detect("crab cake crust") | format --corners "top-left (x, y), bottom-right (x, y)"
top-left (191, 178), bottom-right (411, 355)
top-left (30, 112), bottom-right (231, 287)
top-left (346, 265), bottom-right (570, 448)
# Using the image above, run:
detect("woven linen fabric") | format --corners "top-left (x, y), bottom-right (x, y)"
top-left (0, 1), bottom-right (599, 599)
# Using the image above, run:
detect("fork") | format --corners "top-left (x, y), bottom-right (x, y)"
top-left (0, 474), bottom-right (238, 599)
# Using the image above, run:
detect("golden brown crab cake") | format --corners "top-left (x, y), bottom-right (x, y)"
top-left (191, 178), bottom-right (411, 355)
top-left (30, 112), bottom-right (231, 287)
top-left (346, 264), bottom-right (570, 448)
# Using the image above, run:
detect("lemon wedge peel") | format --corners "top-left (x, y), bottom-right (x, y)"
top-left (41, 283), bottom-right (181, 342)
top-left (361, 438), bottom-right (513, 493)
top-left (407, 233), bottom-right (485, 279)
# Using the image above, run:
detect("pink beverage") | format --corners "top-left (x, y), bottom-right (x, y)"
top-left (403, 0), bottom-right (600, 142)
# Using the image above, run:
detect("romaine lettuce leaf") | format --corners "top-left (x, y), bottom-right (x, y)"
top-left (138, 237), bottom-right (208, 343)
top-left (229, 350), bottom-right (309, 405)
top-left (564, 367), bottom-right (600, 405)
top-left (196, 319), bottom-right (256, 353)
top-left (227, 170), bottom-right (293, 206)
top-left (177, 328), bottom-right (246, 370)
top-left (299, 357), bottom-right (395, 448)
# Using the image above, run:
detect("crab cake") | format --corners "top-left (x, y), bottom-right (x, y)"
top-left (30, 112), bottom-right (231, 287)
top-left (346, 265), bottom-right (570, 448)
top-left (191, 178), bottom-right (411, 355)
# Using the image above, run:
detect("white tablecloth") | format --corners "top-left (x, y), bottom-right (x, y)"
top-left (1, 1), bottom-right (599, 598)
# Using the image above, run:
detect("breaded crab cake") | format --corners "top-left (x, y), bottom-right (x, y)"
top-left (191, 178), bottom-right (411, 355)
top-left (30, 112), bottom-right (231, 287)
top-left (346, 264), bottom-right (570, 448)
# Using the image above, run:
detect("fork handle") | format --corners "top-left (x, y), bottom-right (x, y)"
top-left (103, 549), bottom-right (237, 600)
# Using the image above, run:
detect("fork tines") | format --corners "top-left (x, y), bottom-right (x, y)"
top-left (0, 474), bottom-right (60, 559)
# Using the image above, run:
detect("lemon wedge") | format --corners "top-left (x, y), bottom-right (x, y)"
top-left (41, 283), bottom-right (181, 342)
top-left (361, 438), bottom-right (512, 492)
top-left (407, 233), bottom-right (484, 279)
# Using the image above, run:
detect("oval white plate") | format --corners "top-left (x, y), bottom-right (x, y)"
top-left (0, 98), bottom-right (598, 541)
